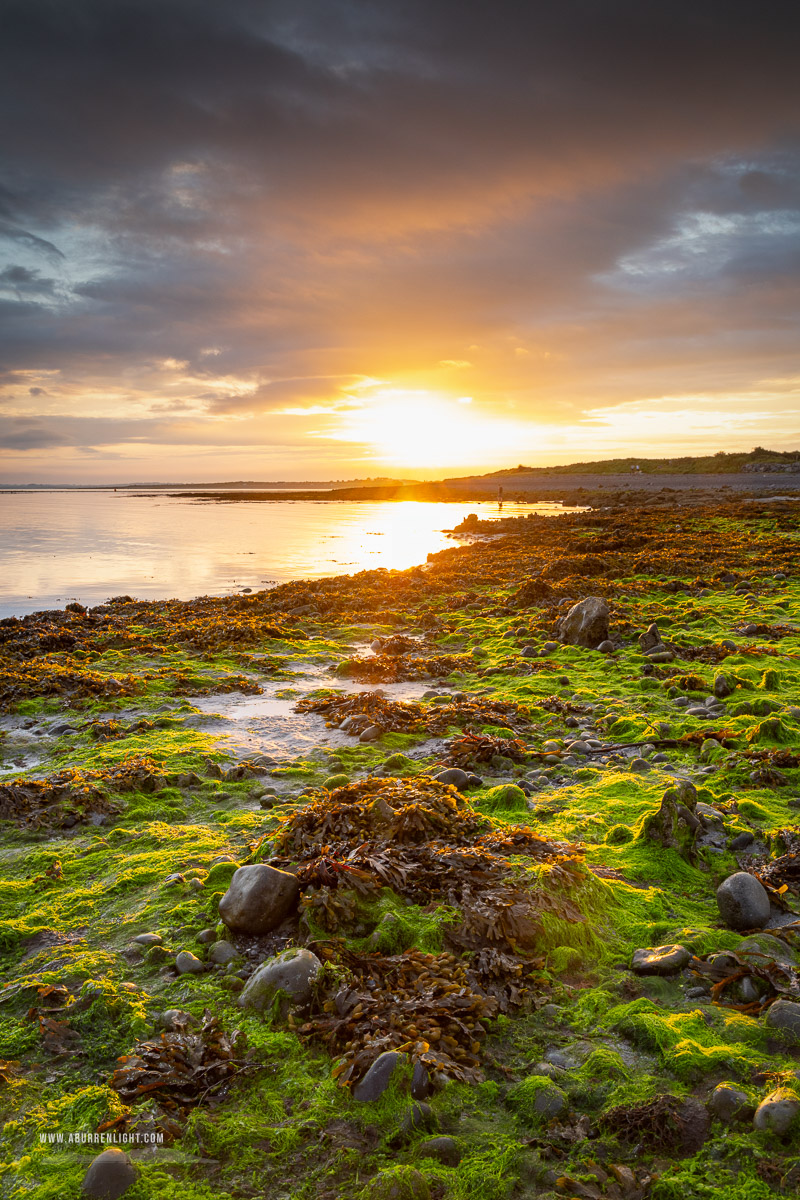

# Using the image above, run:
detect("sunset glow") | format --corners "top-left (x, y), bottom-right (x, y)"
top-left (0, 2), bottom-right (797, 482)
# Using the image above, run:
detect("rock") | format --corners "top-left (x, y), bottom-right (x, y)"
top-left (639, 622), bottom-right (662, 653)
top-left (738, 933), bottom-right (795, 962)
top-left (219, 864), bottom-right (300, 934)
top-left (631, 944), bottom-right (691, 974)
top-left (360, 724), bottom-right (382, 742)
top-left (729, 831), bottom-right (755, 852)
top-left (542, 641), bottom-right (559, 652)
top-left (716, 872), bottom-right (770, 930)
top-left (708, 1083), bottom-right (753, 1124)
top-left (132, 932), bottom-right (162, 947)
top-left (175, 950), bottom-right (205, 974)
top-left (411, 1060), bottom-right (430, 1100)
top-left (714, 673), bottom-right (733, 699)
top-left (630, 757), bottom-right (651, 773)
top-left (433, 768), bottom-right (470, 789)
top-left (239, 947), bottom-right (322, 1011)
top-left (416, 1136), bottom-right (461, 1166)
top-left (160, 1009), bottom-right (194, 1031)
top-left (532, 1084), bottom-right (568, 1120)
top-left (765, 999), bottom-right (800, 1042)
top-left (81, 1148), bottom-right (137, 1198)
top-left (753, 1088), bottom-right (800, 1136)
top-left (557, 597), bottom-right (610, 649)
top-left (392, 1102), bottom-right (438, 1145)
top-left (597, 640), bottom-right (615, 654)
top-left (197, 927), bottom-right (217, 944)
top-left (362, 1167), bottom-right (431, 1200)
top-left (208, 940), bottom-right (238, 965)
top-left (353, 1050), bottom-right (406, 1102)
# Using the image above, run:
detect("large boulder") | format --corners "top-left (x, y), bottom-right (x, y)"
top-left (82, 1148), bottom-right (137, 1198)
top-left (716, 872), bottom-right (770, 931)
top-left (219, 864), bottom-right (299, 934)
top-left (557, 597), bottom-right (610, 648)
top-left (239, 947), bottom-right (322, 1011)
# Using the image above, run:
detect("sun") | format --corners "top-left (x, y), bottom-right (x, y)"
top-left (329, 387), bottom-right (530, 470)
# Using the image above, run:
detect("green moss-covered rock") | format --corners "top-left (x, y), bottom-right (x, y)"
top-left (203, 861), bottom-right (240, 890)
top-left (508, 1074), bottom-right (568, 1125)
top-left (479, 784), bottom-right (528, 812)
top-left (323, 772), bottom-right (350, 788)
top-left (360, 1166), bottom-right (431, 1200)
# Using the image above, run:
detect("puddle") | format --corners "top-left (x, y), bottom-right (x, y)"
top-left (187, 653), bottom-right (451, 761)
top-left (0, 719), bottom-right (53, 778)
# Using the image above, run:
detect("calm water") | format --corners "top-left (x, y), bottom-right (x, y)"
top-left (0, 490), bottom-right (574, 617)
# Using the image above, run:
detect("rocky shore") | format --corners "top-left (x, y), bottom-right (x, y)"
top-left (1, 493), bottom-right (800, 1199)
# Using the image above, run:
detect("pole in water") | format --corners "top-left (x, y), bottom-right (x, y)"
top-left (498, 485), bottom-right (503, 508)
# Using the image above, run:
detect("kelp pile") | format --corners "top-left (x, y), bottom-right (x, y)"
top-left (295, 689), bottom-right (529, 739)
top-left (0, 660), bottom-right (143, 711)
top-left (267, 779), bottom-right (587, 1088)
top-left (0, 766), bottom-right (123, 826)
top-left (0, 755), bottom-right (180, 826)
top-left (444, 731), bottom-right (529, 768)
top-left (336, 652), bottom-right (476, 682)
top-left (105, 1012), bottom-right (246, 1138)
top-left (300, 945), bottom-right (495, 1086)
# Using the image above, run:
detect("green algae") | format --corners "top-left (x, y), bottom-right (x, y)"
top-left (2, 499), bottom-right (800, 1197)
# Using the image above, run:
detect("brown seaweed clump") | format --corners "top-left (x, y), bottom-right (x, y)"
top-left (262, 778), bottom-right (587, 1089)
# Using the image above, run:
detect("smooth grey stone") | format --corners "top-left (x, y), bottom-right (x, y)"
top-left (542, 641), bottom-right (558, 652)
top-left (411, 1060), bottom-right (430, 1100)
top-left (631, 944), bottom-right (691, 974)
top-left (219, 864), bottom-right (300, 934)
top-left (353, 1050), bottom-right (405, 1102)
top-left (359, 724), bottom-right (382, 742)
top-left (197, 927), bottom-right (217, 944)
top-left (239, 947), bottom-right (321, 1011)
top-left (729, 831), bottom-right (755, 852)
top-left (765, 999), bottom-right (800, 1042)
top-left (714, 674), bottom-right (733, 698)
top-left (716, 872), bottom-right (770, 930)
top-left (82, 1148), bottom-right (137, 1199)
top-left (132, 932), bottom-right (162, 947)
top-left (433, 768), bottom-right (470, 789)
top-left (175, 950), bottom-right (205, 974)
top-left (630, 757), bottom-right (651, 773)
top-left (753, 1088), bottom-right (800, 1135)
top-left (208, 940), bottom-right (238, 965)
top-left (709, 1083), bottom-right (752, 1124)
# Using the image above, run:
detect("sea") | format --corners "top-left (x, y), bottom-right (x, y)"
top-left (0, 488), bottom-right (577, 618)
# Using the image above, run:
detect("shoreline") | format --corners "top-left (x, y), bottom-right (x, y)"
top-left (1, 494), bottom-right (800, 1197)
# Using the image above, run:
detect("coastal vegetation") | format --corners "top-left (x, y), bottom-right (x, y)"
top-left (1, 494), bottom-right (800, 1198)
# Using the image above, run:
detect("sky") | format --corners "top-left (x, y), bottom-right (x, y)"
top-left (1, 0), bottom-right (799, 483)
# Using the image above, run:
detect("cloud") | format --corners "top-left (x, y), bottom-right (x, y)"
top-left (0, 0), bottom-right (797, 477)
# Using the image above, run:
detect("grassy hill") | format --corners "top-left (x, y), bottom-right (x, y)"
top-left (484, 448), bottom-right (800, 476)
